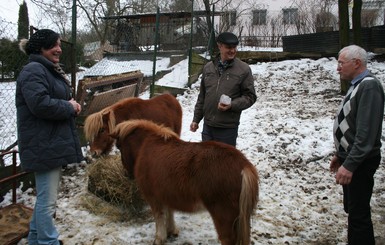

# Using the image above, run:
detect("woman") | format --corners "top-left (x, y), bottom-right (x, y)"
top-left (16, 29), bottom-right (83, 245)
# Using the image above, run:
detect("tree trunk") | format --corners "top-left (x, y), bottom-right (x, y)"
top-left (338, 0), bottom-right (351, 94)
top-left (338, 0), bottom-right (350, 49)
top-left (352, 0), bottom-right (363, 46)
top-left (203, 0), bottom-right (217, 57)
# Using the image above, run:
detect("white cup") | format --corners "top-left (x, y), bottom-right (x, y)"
top-left (220, 94), bottom-right (231, 105)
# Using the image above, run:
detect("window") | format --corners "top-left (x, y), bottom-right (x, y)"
top-left (362, 1), bottom-right (384, 9)
top-left (283, 8), bottom-right (298, 25)
top-left (252, 9), bottom-right (267, 25)
top-left (223, 11), bottom-right (237, 26)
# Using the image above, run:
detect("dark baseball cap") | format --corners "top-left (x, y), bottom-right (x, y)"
top-left (216, 32), bottom-right (239, 45)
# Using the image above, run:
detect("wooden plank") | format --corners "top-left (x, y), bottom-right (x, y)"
top-left (154, 85), bottom-right (186, 97)
top-left (85, 84), bottom-right (137, 115)
top-left (236, 51), bottom-right (324, 63)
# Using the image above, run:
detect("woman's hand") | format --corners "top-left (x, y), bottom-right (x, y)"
top-left (69, 98), bottom-right (81, 115)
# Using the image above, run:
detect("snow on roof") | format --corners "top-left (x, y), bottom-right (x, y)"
top-left (83, 57), bottom-right (171, 77)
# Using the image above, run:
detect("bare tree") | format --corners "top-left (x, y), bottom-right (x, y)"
top-left (361, 0), bottom-right (384, 27)
top-left (338, 0), bottom-right (350, 49)
top-left (316, 0), bottom-right (338, 32)
top-left (76, 0), bottom-right (113, 45)
top-left (269, 16), bottom-right (285, 47)
top-left (361, 9), bottom-right (379, 27)
top-left (227, 0), bottom-right (338, 47)
top-left (241, 1), bottom-right (285, 48)
top-left (30, 0), bottom-right (72, 38)
top-left (315, 11), bottom-right (338, 32)
top-left (30, 0), bottom-right (158, 44)
top-left (338, 0), bottom-right (350, 94)
top-left (196, 0), bottom-right (221, 54)
top-left (201, 0), bottom-right (217, 32)
top-left (352, 0), bottom-right (363, 46)
top-left (291, 0), bottom-right (337, 34)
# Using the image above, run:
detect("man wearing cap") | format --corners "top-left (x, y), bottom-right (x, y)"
top-left (190, 32), bottom-right (256, 146)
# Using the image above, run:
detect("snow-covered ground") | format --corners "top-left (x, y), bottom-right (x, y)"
top-left (2, 55), bottom-right (385, 244)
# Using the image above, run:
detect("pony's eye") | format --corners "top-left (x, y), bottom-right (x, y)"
top-left (99, 128), bottom-right (105, 133)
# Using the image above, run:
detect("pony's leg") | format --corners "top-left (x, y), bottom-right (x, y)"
top-left (152, 207), bottom-right (168, 245)
top-left (207, 206), bottom-right (238, 245)
top-left (166, 208), bottom-right (179, 238)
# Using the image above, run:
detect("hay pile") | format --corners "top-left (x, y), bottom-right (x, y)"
top-left (86, 154), bottom-right (147, 218)
top-left (0, 204), bottom-right (33, 245)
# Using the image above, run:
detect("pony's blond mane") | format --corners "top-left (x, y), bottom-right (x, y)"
top-left (84, 107), bottom-right (117, 142)
top-left (114, 119), bottom-right (179, 141)
top-left (83, 97), bottom-right (143, 142)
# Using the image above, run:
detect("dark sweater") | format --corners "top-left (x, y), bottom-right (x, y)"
top-left (333, 74), bottom-right (384, 172)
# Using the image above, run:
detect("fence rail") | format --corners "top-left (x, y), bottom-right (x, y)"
top-left (239, 35), bottom-right (282, 48)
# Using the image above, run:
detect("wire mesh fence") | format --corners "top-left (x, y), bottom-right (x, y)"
top-left (0, 20), bottom-right (19, 155)
top-left (0, 8), bottom-right (283, 157)
top-left (0, 12), bottom-right (205, 156)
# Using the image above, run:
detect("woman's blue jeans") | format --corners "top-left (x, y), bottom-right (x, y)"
top-left (28, 167), bottom-right (62, 245)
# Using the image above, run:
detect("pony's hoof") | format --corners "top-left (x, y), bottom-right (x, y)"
top-left (152, 239), bottom-right (165, 245)
top-left (167, 228), bottom-right (179, 238)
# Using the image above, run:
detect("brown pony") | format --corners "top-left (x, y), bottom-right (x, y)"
top-left (83, 93), bottom-right (182, 157)
top-left (110, 119), bottom-right (259, 245)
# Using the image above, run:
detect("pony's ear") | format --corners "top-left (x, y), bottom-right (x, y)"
top-left (101, 111), bottom-right (110, 123)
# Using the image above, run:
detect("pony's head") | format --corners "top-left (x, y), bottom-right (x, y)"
top-left (84, 108), bottom-right (116, 157)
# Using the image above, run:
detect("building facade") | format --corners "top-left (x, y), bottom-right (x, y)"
top-left (195, 0), bottom-right (384, 47)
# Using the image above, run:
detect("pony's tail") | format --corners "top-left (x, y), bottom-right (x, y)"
top-left (237, 165), bottom-right (259, 245)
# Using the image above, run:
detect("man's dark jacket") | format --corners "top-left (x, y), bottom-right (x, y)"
top-left (193, 57), bottom-right (257, 128)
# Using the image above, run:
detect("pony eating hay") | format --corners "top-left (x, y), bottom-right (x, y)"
top-left (83, 93), bottom-right (182, 157)
top-left (110, 119), bottom-right (260, 245)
